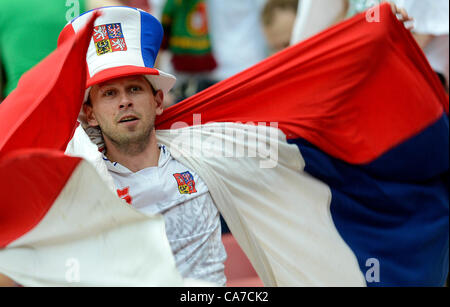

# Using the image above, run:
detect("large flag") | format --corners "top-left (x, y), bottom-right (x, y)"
top-left (0, 11), bottom-right (206, 287)
top-left (0, 3), bottom-right (448, 286)
top-left (154, 3), bottom-right (449, 286)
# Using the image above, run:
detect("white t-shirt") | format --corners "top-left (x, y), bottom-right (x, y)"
top-left (104, 145), bottom-right (227, 286)
top-left (147, 0), bottom-right (164, 20)
top-left (206, 0), bottom-right (269, 81)
top-left (290, 0), bottom-right (348, 45)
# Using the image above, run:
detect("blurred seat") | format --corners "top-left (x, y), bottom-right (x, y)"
top-left (222, 233), bottom-right (264, 287)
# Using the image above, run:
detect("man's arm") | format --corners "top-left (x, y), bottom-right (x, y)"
top-left (412, 33), bottom-right (434, 49)
top-left (391, 0), bottom-right (448, 49)
top-left (0, 273), bottom-right (15, 287)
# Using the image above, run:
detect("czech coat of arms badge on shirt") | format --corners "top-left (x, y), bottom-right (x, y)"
top-left (173, 171), bottom-right (197, 194)
top-left (93, 23), bottom-right (127, 55)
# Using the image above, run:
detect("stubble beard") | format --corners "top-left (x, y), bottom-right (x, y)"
top-left (100, 119), bottom-right (154, 156)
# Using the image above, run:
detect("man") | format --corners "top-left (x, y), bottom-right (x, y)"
top-left (288, 1), bottom-right (412, 47)
top-left (84, 74), bottom-right (226, 285)
top-left (334, 0), bottom-right (449, 91)
top-left (0, 273), bottom-right (14, 287)
top-left (393, 0), bottom-right (449, 91)
top-left (288, 0), bottom-right (348, 46)
top-left (1, 5), bottom-right (226, 287)
top-left (160, 0), bottom-right (217, 104)
top-left (206, 0), bottom-right (269, 81)
top-left (69, 6), bottom-right (226, 285)
top-left (262, 0), bottom-right (299, 54)
top-left (1, 3), bottom-right (447, 287)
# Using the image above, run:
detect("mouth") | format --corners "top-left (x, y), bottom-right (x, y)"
top-left (118, 115), bottom-right (139, 124)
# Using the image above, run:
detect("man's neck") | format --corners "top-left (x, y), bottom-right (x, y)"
top-left (104, 130), bottom-right (161, 173)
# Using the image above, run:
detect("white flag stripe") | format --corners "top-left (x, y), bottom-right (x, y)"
top-left (0, 159), bottom-right (186, 286)
top-left (157, 123), bottom-right (366, 286)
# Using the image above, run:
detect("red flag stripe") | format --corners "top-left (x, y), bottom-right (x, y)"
top-left (0, 11), bottom-right (100, 157)
top-left (0, 150), bottom-right (81, 248)
top-left (155, 4), bottom-right (448, 165)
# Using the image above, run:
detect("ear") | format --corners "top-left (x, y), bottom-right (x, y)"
top-left (83, 103), bottom-right (99, 127)
top-left (154, 90), bottom-right (164, 116)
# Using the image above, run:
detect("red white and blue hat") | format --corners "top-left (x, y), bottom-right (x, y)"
top-left (58, 6), bottom-right (176, 99)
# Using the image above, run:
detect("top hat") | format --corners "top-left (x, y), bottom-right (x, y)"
top-left (58, 6), bottom-right (176, 99)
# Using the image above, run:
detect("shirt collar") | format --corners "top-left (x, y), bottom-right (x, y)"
top-left (104, 144), bottom-right (171, 174)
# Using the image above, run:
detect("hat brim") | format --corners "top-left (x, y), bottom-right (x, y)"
top-left (84, 65), bottom-right (176, 102)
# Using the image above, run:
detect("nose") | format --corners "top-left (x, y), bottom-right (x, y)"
top-left (119, 93), bottom-right (133, 109)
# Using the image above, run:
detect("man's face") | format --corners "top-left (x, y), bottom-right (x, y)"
top-left (263, 8), bottom-right (297, 54)
top-left (85, 75), bottom-right (163, 152)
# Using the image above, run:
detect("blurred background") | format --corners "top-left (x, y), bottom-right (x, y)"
top-left (0, 0), bottom-right (448, 104)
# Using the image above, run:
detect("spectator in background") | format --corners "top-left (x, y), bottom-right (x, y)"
top-left (261, 0), bottom-right (299, 55)
top-left (289, 1), bottom-right (412, 45)
top-left (290, 0), bottom-right (348, 46)
top-left (146, 0), bottom-right (168, 21)
top-left (155, 0), bottom-right (270, 108)
top-left (0, 0), bottom-right (124, 101)
top-left (306, 0), bottom-right (449, 91)
top-left (160, 0), bottom-right (217, 105)
top-left (126, 0), bottom-right (151, 11)
top-left (393, 0), bottom-right (449, 91)
top-left (345, 0), bottom-right (377, 17)
top-left (207, 0), bottom-right (269, 82)
top-left (0, 0), bottom-right (87, 100)
top-left (345, 0), bottom-right (448, 91)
